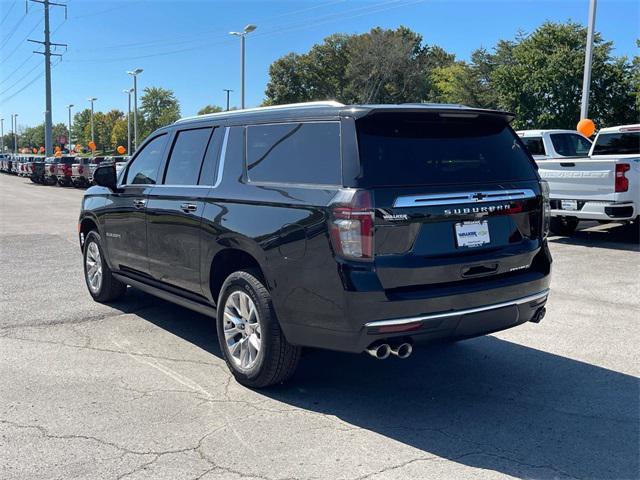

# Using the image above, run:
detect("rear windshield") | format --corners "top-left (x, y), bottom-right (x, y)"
top-left (356, 113), bottom-right (537, 187)
top-left (592, 132), bottom-right (640, 155)
top-left (521, 136), bottom-right (546, 156)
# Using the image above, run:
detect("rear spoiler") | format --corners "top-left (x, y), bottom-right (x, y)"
top-left (346, 105), bottom-right (515, 123)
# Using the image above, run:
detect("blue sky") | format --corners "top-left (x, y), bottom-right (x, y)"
top-left (1, 0), bottom-right (638, 128)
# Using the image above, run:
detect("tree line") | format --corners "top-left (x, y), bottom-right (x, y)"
top-left (264, 22), bottom-right (639, 129)
top-left (5, 20), bottom-right (638, 153)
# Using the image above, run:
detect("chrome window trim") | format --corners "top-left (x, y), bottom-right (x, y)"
top-left (213, 127), bottom-right (230, 189)
top-left (365, 289), bottom-right (549, 328)
top-left (393, 189), bottom-right (536, 208)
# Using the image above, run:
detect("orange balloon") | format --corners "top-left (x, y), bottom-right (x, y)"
top-left (577, 118), bottom-right (596, 137)
top-left (88, 141), bottom-right (96, 151)
top-left (76, 144), bottom-right (82, 151)
top-left (116, 145), bottom-right (126, 154)
top-left (54, 151), bottom-right (62, 157)
top-left (32, 148), bottom-right (37, 154)
top-left (39, 146), bottom-right (45, 153)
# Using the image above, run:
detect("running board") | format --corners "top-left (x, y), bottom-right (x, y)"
top-left (113, 273), bottom-right (217, 318)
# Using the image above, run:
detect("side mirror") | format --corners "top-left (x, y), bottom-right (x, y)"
top-left (94, 164), bottom-right (117, 191)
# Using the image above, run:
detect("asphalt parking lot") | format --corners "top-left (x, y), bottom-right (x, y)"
top-left (1, 173), bottom-right (638, 480)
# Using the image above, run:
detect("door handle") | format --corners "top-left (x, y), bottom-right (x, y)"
top-left (180, 203), bottom-right (198, 213)
top-left (133, 199), bottom-right (146, 209)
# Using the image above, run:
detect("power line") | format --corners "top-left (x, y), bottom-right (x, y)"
top-left (2, 18), bottom-right (43, 63)
top-left (0, 55), bottom-right (37, 85)
top-left (0, 60), bottom-right (41, 95)
top-left (1, 56), bottom-right (62, 103)
top-left (0, 10), bottom-right (28, 49)
top-left (0, 0), bottom-right (17, 27)
top-left (65, 0), bottom-right (423, 63)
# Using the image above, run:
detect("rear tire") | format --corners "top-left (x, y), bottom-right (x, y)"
top-left (83, 230), bottom-right (126, 302)
top-left (216, 269), bottom-right (301, 388)
top-left (550, 217), bottom-right (579, 236)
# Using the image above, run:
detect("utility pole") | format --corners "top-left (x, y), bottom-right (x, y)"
top-left (12, 114), bottom-right (18, 154)
top-left (580, 0), bottom-right (597, 120)
top-left (66, 104), bottom-right (73, 149)
top-left (229, 25), bottom-right (256, 109)
top-left (88, 97), bottom-right (97, 155)
top-left (223, 89), bottom-right (233, 111)
top-left (28, 0), bottom-right (67, 156)
top-left (127, 68), bottom-right (143, 151)
top-left (0, 118), bottom-right (4, 153)
top-left (123, 89), bottom-right (133, 155)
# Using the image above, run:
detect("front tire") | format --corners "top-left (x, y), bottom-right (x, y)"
top-left (550, 217), bottom-right (579, 236)
top-left (216, 270), bottom-right (300, 388)
top-left (83, 230), bottom-right (126, 302)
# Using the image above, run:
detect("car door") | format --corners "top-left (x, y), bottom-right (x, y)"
top-left (146, 126), bottom-right (223, 295)
top-left (102, 133), bottom-right (169, 276)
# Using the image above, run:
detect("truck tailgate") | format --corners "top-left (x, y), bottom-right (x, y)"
top-left (537, 159), bottom-right (616, 200)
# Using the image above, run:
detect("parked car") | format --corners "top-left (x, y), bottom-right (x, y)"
top-left (55, 156), bottom-right (77, 186)
top-left (43, 157), bottom-right (59, 185)
top-left (85, 156), bottom-right (106, 184)
top-left (79, 101), bottom-right (552, 388)
top-left (30, 157), bottom-right (46, 183)
top-left (14, 156), bottom-right (26, 176)
top-left (521, 125), bottom-right (639, 235)
top-left (71, 157), bottom-right (93, 187)
top-left (0, 154), bottom-right (8, 172)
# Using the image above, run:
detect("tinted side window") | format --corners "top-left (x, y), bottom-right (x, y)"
top-left (550, 133), bottom-right (591, 157)
top-left (246, 122), bottom-right (341, 185)
top-left (522, 137), bottom-right (546, 156)
top-left (163, 127), bottom-right (213, 185)
top-left (126, 134), bottom-right (168, 185)
top-left (592, 132), bottom-right (640, 155)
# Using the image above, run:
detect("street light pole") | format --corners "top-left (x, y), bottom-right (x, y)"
top-left (123, 88), bottom-right (133, 155)
top-left (88, 97), bottom-right (97, 141)
top-left (580, 0), bottom-right (597, 120)
top-left (0, 118), bottom-right (4, 153)
top-left (12, 114), bottom-right (18, 154)
top-left (127, 68), bottom-right (143, 151)
top-left (229, 25), bottom-right (256, 110)
top-left (223, 89), bottom-right (233, 111)
top-left (66, 104), bottom-right (73, 150)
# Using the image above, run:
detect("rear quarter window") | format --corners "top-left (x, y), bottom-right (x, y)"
top-left (550, 133), bottom-right (591, 157)
top-left (246, 122), bottom-right (341, 185)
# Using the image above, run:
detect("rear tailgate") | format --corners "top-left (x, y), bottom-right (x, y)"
top-left (353, 111), bottom-right (546, 292)
top-left (537, 158), bottom-right (616, 201)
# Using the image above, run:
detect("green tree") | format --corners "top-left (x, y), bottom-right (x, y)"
top-left (140, 86), bottom-right (180, 139)
top-left (264, 27), bottom-right (454, 105)
top-left (111, 118), bottom-right (129, 153)
top-left (478, 22), bottom-right (638, 129)
top-left (197, 105), bottom-right (223, 115)
top-left (72, 109), bottom-right (92, 146)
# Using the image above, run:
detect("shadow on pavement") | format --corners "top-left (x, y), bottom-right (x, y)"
top-left (123, 291), bottom-right (639, 479)
top-left (549, 221), bottom-right (639, 252)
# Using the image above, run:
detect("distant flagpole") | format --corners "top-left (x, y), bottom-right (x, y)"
top-left (580, 0), bottom-right (597, 120)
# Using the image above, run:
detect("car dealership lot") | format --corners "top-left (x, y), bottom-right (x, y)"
top-left (0, 173), bottom-right (638, 480)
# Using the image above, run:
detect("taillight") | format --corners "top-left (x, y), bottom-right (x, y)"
top-left (329, 190), bottom-right (374, 260)
top-left (49, 165), bottom-right (55, 172)
top-left (78, 166), bottom-right (84, 174)
top-left (540, 180), bottom-right (551, 238)
top-left (615, 164), bottom-right (630, 192)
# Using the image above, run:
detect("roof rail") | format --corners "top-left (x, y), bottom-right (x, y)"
top-left (175, 100), bottom-right (345, 124)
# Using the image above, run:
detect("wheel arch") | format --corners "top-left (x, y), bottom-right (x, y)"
top-left (208, 247), bottom-right (267, 307)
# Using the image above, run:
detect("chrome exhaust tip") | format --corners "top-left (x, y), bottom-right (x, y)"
top-left (390, 342), bottom-right (413, 359)
top-left (366, 342), bottom-right (391, 360)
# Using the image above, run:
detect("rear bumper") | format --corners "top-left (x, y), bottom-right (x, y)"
top-left (550, 200), bottom-right (636, 221)
top-left (283, 270), bottom-right (551, 353)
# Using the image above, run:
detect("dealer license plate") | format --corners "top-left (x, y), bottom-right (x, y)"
top-left (561, 200), bottom-right (578, 211)
top-left (455, 221), bottom-right (490, 248)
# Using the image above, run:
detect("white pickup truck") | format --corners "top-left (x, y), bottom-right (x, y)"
top-left (518, 125), bottom-right (640, 235)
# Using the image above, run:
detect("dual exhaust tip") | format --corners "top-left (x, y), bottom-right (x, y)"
top-left (366, 341), bottom-right (413, 360)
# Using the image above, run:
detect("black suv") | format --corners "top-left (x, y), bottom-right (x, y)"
top-left (79, 102), bottom-right (552, 387)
